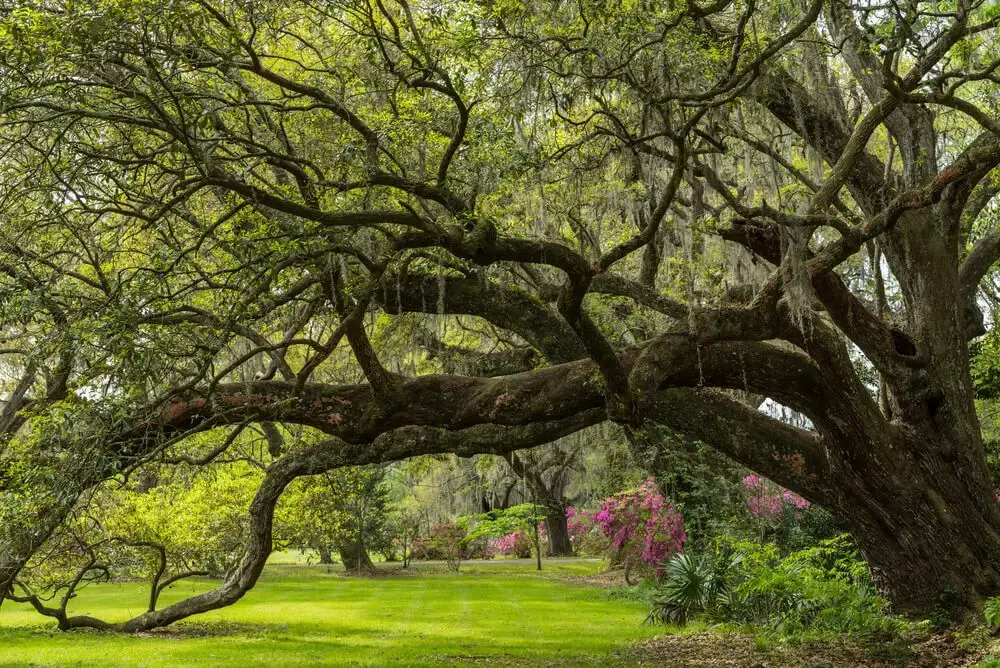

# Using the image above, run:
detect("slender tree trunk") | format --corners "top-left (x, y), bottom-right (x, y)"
top-left (544, 507), bottom-right (573, 556)
top-left (317, 547), bottom-right (334, 565)
top-left (337, 541), bottom-right (374, 573)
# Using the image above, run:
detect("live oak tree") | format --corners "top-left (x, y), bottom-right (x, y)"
top-left (3, 0), bottom-right (1000, 630)
top-left (439, 443), bottom-right (584, 556)
top-left (503, 441), bottom-right (585, 556)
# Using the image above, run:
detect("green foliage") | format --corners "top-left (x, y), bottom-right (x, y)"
top-left (730, 538), bottom-right (906, 640)
top-left (976, 658), bottom-right (1000, 668)
top-left (276, 465), bottom-right (391, 563)
top-left (100, 465), bottom-right (260, 574)
top-left (458, 503), bottom-right (546, 561)
top-left (956, 626), bottom-right (992, 653)
top-left (645, 551), bottom-right (736, 624)
top-left (972, 333), bottom-right (1000, 400)
top-left (984, 596), bottom-right (1000, 630)
top-left (647, 536), bottom-right (910, 642)
top-left (643, 429), bottom-right (841, 555)
top-left (20, 462), bottom-right (261, 592)
top-left (645, 431), bottom-right (746, 551)
top-left (460, 503), bottom-right (546, 543)
top-left (766, 504), bottom-right (843, 553)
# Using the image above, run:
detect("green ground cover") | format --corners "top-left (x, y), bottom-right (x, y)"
top-left (0, 560), bottom-right (658, 667)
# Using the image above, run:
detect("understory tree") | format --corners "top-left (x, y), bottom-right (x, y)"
top-left (277, 465), bottom-right (390, 571)
top-left (3, 0), bottom-right (1000, 629)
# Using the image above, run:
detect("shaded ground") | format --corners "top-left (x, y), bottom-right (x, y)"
top-left (625, 630), bottom-right (994, 667)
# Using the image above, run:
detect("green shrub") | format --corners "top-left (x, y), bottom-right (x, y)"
top-left (646, 549), bottom-right (738, 624)
top-left (984, 596), bottom-right (1000, 631)
top-left (975, 657), bottom-right (1000, 668)
top-left (647, 535), bottom-right (911, 641)
top-left (956, 626), bottom-right (991, 652)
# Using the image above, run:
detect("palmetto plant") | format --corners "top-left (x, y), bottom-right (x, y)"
top-left (646, 550), bottom-right (739, 625)
top-left (984, 596), bottom-right (1000, 633)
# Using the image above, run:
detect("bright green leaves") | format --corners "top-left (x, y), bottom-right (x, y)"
top-left (459, 502), bottom-right (546, 544)
top-left (972, 332), bottom-right (1000, 400)
top-left (275, 464), bottom-right (392, 557)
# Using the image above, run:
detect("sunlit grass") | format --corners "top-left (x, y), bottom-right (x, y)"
top-left (0, 559), bottom-right (659, 667)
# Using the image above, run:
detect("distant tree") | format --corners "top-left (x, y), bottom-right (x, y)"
top-left (503, 446), bottom-right (583, 557)
top-left (277, 466), bottom-right (390, 572)
top-left (384, 502), bottom-right (422, 568)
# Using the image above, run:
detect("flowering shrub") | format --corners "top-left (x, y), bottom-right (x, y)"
top-left (490, 530), bottom-right (532, 558)
top-left (566, 507), bottom-right (594, 544)
top-left (592, 479), bottom-right (685, 579)
top-left (570, 518), bottom-right (612, 557)
top-left (742, 475), bottom-right (810, 522)
top-left (428, 522), bottom-right (465, 571)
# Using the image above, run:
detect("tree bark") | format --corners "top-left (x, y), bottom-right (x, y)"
top-left (337, 542), bottom-right (374, 573)
top-left (544, 507), bottom-right (573, 556)
top-left (317, 547), bottom-right (334, 565)
top-left (831, 428), bottom-right (1000, 617)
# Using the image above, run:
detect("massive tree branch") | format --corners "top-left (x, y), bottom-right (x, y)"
top-left (376, 272), bottom-right (587, 364)
top-left (644, 388), bottom-right (833, 505)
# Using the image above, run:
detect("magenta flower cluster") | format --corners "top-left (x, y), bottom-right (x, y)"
top-left (490, 530), bottom-right (531, 557)
top-left (536, 506), bottom-right (594, 546)
top-left (592, 479), bottom-right (685, 573)
top-left (566, 507), bottom-right (593, 544)
top-left (742, 474), bottom-right (810, 521)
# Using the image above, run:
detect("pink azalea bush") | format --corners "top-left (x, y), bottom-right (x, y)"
top-left (592, 478), bottom-right (685, 576)
top-left (566, 507), bottom-right (594, 545)
top-left (490, 530), bottom-right (532, 558)
top-left (742, 474), bottom-right (810, 521)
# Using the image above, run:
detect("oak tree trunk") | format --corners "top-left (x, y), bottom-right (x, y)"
top-left (338, 541), bottom-right (374, 573)
top-left (834, 431), bottom-right (1000, 617)
top-left (544, 507), bottom-right (573, 556)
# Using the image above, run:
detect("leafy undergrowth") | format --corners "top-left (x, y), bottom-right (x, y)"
top-left (606, 534), bottom-right (1000, 667)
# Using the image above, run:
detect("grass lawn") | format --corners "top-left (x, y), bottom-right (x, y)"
top-left (0, 559), bottom-right (660, 667)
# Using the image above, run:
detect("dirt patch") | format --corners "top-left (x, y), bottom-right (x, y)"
top-left (623, 630), bottom-right (988, 667)
top-left (132, 621), bottom-right (271, 639)
top-left (558, 568), bottom-right (630, 588)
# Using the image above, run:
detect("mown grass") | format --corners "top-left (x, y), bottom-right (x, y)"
top-left (0, 559), bottom-right (660, 667)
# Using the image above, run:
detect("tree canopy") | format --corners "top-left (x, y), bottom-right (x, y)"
top-left (4, 0), bottom-right (1000, 628)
